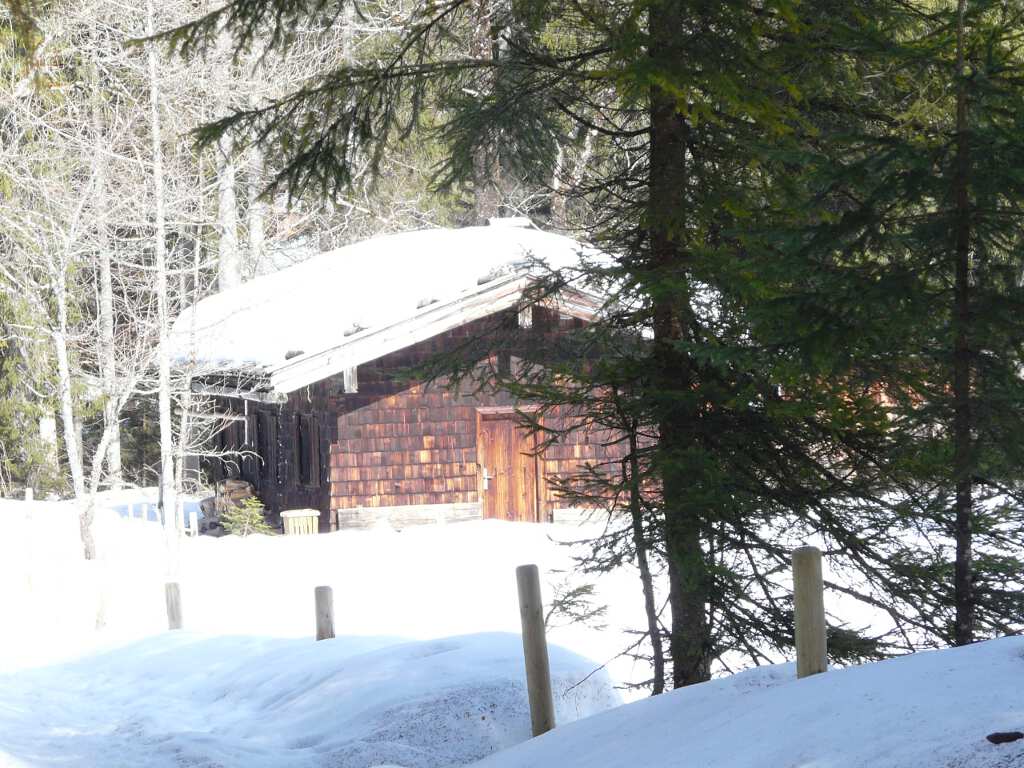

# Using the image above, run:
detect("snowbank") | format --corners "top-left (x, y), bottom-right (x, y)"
top-left (0, 631), bottom-right (616, 768)
top-left (0, 506), bottom-right (632, 766)
top-left (2, 500), bottom-right (1020, 768)
top-left (0, 502), bottom-right (653, 690)
top-left (473, 636), bottom-right (1024, 768)
top-left (0, 498), bottom-right (174, 671)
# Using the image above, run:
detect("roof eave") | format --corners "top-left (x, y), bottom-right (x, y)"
top-left (267, 273), bottom-right (602, 395)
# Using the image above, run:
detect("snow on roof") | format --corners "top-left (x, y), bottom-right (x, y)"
top-left (169, 222), bottom-right (592, 384)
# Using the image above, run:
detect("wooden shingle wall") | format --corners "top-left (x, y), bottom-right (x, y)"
top-left (328, 309), bottom-right (628, 523)
top-left (208, 307), bottom-right (628, 530)
top-left (329, 380), bottom-right (513, 510)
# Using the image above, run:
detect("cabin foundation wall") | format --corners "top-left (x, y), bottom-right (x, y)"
top-left (334, 502), bottom-right (482, 530)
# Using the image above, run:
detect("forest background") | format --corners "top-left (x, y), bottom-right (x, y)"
top-left (1, 0), bottom-right (1022, 694)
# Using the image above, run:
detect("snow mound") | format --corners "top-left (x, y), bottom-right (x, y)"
top-left (0, 631), bottom-right (617, 768)
top-left (472, 637), bottom-right (1024, 768)
top-left (0, 507), bottom-right (654, 690)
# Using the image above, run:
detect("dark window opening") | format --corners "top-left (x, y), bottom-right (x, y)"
top-left (295, 414), bottom-right (321, 488)
top-left (296, 415), bottom-right (310, 486)
top-left (254, 411), bottom-right (272, 490)
top-left (275, 410), bottom-right (288, 485)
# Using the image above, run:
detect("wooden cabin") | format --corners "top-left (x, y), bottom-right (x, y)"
top-left (169, 220), bottom-right (619, 531)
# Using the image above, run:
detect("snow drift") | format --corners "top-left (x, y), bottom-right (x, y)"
top-left (0, 631), bottom-right (615, 768)
top-left (473, 636), bottom-right (1024, 768)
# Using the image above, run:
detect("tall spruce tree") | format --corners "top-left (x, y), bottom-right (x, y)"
top-left (159, 0), bottom-right (1022, 684)
top-left (161, 0), bottom-right (892, 683)
top-left (762, 0), bottom-right (1024, 646)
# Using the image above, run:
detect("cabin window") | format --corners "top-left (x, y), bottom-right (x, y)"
top-left (275, 411), bottom-right (289, 486)
top-left (295, 414), bottom-right (321, 487)
top-left (254, 411), bottom-right (275, 489)
top-left (243, 411), bottom-right (259, 485)
top-left (219, 413), bottom-right (244, 479)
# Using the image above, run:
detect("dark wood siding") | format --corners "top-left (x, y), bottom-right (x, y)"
top-left (206, 307), bottom-right (627, 530)
top-left (206, 376), bottom-right (341, 532)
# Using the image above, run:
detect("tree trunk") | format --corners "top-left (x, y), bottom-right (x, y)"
top-left (92, 62), bottom-right (123, 490)
top-left (550, 143), bottom-right (566, 227)
top-left (648, 0), bottom-right (710, 687)
top-left (247, 144), bottom-right (266, 275)
top-left (98, 250), bottom-right (122, 487)
top-left (51, 255), bottom-right (85, 500)
top-left (147, 0), bottom-right (178, 537)
top-left (52, 274), bottom-right (92, 558)
top-left (627, 425), bottom-right (665, 694)
top-left (470, 0), bottom-right (502, 223)
top-left (53, 327), bottom-right (84, 498)
top-left (216, 135), bottom-right (242, 291)
top-left (951, 0), bottom-right (974, 647)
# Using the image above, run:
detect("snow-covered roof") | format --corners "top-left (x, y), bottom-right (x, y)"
top-left (169, 221), bottom-right (598, 394)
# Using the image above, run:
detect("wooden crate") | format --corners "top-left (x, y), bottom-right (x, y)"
top-left (281, 508), bottom-right (320, 535)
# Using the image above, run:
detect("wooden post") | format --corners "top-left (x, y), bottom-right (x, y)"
top-left (165, 582), bottom-right (183, 630)
top-left (516, 564), bottom-right (555, 737)
top-left (792, 545), bottom-right (827, 678)
top-left (188, 509), bottom-right (199, 536)
top-left (315, 586), bottom-right (335, 641)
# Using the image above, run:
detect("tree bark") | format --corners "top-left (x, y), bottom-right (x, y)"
top-left (247, 144), bottom-right (266, 275)
top-left (53, 325), bottom-right (84, 498)
top-left (627, 424), bottom-right (665, 694)
top-left (147, 0), bottom-right (178, 536)
top-left (470, 0), bottom-right (502, 223)
top-left (648, 0), bottom-right (710, 687)
top-left (51, 253), bottom-right (85, 500)
top-left (951, 0), bottom-right (974, 647)
top-left (91, 59), bottom-right (122, 490)
top-left (216, 135), bottom-right (242, 291)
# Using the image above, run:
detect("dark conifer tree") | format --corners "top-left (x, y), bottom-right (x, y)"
top-left (761, 0), bottom-right (1024, 646)
top-left (158, 0), bottom-right (1024, 684)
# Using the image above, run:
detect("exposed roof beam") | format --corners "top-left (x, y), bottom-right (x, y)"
top-left (343, 366), bottom-right (358, 394)
top-left (191, 381), bottom-right (288, 404)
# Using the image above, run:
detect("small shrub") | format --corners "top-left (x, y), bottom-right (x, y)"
top-left (221, 495), bottom-right (273, 536)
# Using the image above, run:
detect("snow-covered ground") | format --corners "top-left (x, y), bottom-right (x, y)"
top-left (2, 498), bottom-right (1020, 767)
top-left (0, 501), bottom-right (649, 680)
top-left (0, 632), bottom-right (615, 767)
top-left (0, 500), bottom-right (639, 766)
top-left (476, 637), bottom-right (1024, 768)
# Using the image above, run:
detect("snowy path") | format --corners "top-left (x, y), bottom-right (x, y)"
top-left (0, 632), bottom-right (616, 768)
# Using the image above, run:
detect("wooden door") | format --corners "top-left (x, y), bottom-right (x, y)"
top-left (477, 411), bottom-right (540, 522)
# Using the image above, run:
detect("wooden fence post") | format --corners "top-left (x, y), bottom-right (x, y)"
top-left (516, 564), bottom-right (555, 737)
top-left (165, 582), bottom-right (183, 630)
top-left (315, 586), bottom-right (335, 641)
top-left (792, 545), bottom-right (827, 678)
top-left (188, 509), bottom-right (199, 536)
